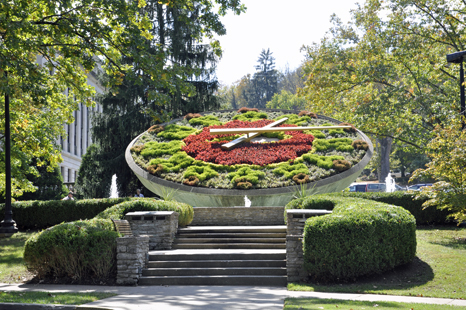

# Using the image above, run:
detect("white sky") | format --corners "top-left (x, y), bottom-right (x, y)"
top-left (215, 0), bottom-right (362, 86)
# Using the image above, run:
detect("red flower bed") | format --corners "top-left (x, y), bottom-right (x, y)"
top-left (182, 120), bottom-right (314, 166)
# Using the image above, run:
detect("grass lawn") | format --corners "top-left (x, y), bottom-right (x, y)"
top-left (284, 298), bottom-right (466, 310)
top-left (0, 291), bottom-right (116, 305)
top-left (0, 231), bottom-right (35, 284)
top-left (288, 226), bottom-right (466, 299)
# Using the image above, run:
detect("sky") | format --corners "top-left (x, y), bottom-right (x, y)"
top-left (214, 0), bottom-right (362, 86)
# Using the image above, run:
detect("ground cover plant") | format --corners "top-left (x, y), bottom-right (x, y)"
top-left (288, 226), bottom-right (466, 299)
top-left (284, 298), bottom-right (466, 310)
top-left (130, 109), bottom-right (368, 190)
top-left (0, 291), bottom-right (116, 305)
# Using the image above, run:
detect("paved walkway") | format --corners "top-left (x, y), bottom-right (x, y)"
top-left (2, 283), bottom-right (466, 309)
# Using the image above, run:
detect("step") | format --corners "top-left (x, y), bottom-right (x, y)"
top-left (142, 267), bottom-right (287, 276)
top-left (172, 243), bottom-right (286, 249)
top-left (177, 226), bottom-right (286, 234)
top-left (138, 275), bottom-right (288, 286)
top-left (148, 250), bottom-right (286, 261)
top-left (176, 232), bottom-right (286, 238)
top-left (146, 259), bottom-right (286, 268)
top-left (174, 238), bottom-right (286, 244)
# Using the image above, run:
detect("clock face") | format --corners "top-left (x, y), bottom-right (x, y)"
top-left (129, 109), bottom-right (369, 190)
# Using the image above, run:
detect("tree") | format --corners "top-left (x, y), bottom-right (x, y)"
top-left (412, 122), bottom-right (466, 223)
top-left (277, 65), bottom-right (304, 95)
top-left (74, 144), bottom-right (113, 199)
top-left (75, 0), bottom-right (245, 197)
top-left (1, 0), bottom-right (245, 199)
top-left (1, 0), bottom-right (156, 199)
top-left (299, 0), bottom-right (463, 181)
top-left (17, 160), bottom-right (69, 201)
top-left (266, 90), bottom-right (307, 110)
top-left (249, 48), bottom-right (279, 108)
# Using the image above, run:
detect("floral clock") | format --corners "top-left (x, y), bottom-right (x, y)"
top-left (126, 108), bottom-right (373, 206)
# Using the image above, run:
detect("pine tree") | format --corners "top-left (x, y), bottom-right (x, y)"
top-left (75, 0), bottom-right (235, 197)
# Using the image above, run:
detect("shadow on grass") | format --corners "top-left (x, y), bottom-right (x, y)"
top-left (285, 298), bottom-right (409, 309)
top-left (292, 256), bottom-right (434, 293)
top-left (430, 237), bottom-right (466, 250)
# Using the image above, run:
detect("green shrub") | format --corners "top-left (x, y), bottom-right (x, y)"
top-left (0, 198), bottom-right (131, 230)
top-left (24, 218), bottom-right (118, 280)
top-left (305, 130), bottom-right (326, 139)
top-left (157, 124), bottom-right (198, 140)
top-left (299, 195), bottom-right (416, 282)
top-left (95, 199), bottom-right (194, 227)
top-left (140, 140), bottom-right (183, 158)
top-left (183, 165), bottom-right (218, 182)
top-left (227, 167), bottom-right (266, 185)
top-left (188, 115), bottom-right (222, 127)
top-left (334, 191), bottom-right (452, 225)
top-left (301, 154), bottom-right (345, 169)
top-left (232, 111), bottom-right (268, 122)
top-left (148, 152), bottom-right (194, 173)
top-left (275, 114), bottom-right (313, 125)
top-left (273, 163), bottom-right (309, 179)
top-left (313, 138), bottom-right (353, 152)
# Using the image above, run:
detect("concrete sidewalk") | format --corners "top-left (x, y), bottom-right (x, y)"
top-left (2, 283), bottom-right (466, 309)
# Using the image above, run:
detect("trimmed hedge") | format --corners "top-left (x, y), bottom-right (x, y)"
top-left (334, 192), bottom-right (452, 225)
top-left (0, 198), bottom-right (132, 229)
top-left (300, 195), bottom-right (417, 282)
top-left (24, 219), bottom-right (118, 280)
top-left (95, 199), bottom-right (194, 227)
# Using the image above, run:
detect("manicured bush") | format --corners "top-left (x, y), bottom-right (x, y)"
top-left (0, 198), bottom-right (131, 230)
top-left (334, 191), bottom-right (452, 225)
top-left (24, 218), bottom-right (118, 280)
top-left (95, 199), bottom-right (194, 227)
top-left (297, 195), bottom-right (416, 282)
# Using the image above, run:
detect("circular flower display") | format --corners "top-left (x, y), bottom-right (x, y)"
top-left (182, 119), bottom-right (314, 166)
top-left (128, 109), bottom-right (369, 191)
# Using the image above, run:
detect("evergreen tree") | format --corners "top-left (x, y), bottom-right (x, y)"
top-left (17, 160), bottom-right (68, 201)
top-left (74, 144), bottom-right (114, 199)
top-left (249, 49), bottom-right (279, 108)
top-left (75, 0), bottom-right (242, 197)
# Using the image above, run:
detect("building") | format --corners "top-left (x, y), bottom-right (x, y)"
top-left (59, 70), bottom-right (104, 187)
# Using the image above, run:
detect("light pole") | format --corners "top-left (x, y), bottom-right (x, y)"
top-left (446, 51), bottom-right (466, 130)
top-left (0, 71), bottom-right (18, 238)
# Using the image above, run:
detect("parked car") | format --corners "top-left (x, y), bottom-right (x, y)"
top-left (407, 183), bottom-right (433, 191)
top-left (348, 183), bottom-right (406, 192)
top-left (366, 183), bottom-right (386, 192)
top-left (348, 183), bottom-right (369, 192)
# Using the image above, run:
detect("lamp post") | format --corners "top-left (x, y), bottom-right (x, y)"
top-left (0, 71), bottom-right (18, 238)
top-left (446, 51), bottom-right (466, 130)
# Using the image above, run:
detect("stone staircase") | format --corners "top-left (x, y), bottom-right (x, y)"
top-left (139, 225), bottom-right (287, 286)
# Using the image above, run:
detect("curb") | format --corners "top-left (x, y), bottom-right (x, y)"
top-left (0, 303), bottom-right (113, 310)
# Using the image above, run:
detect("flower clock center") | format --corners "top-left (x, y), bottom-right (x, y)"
top-left (182, 119), bottom-right (314, 166)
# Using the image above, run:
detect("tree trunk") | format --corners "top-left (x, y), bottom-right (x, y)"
top-left (377, 136), bottom-right (393, 183)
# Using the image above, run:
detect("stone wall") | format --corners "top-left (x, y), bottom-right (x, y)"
top-left (286, 209), bottom-right (332, 282)
top-left (116, 235), bottom-right (149, 285)
top-left (125, 211), bottom-right (178, 250)
top-left (190, 206), bottom-right (285, 226)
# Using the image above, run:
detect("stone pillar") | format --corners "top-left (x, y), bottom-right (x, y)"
top-left (286, 209), bottom-right (332, 283)
top-left (116, 235), bottom-right (149, 285)
top-left (125, 211), bottom-right (179, 250)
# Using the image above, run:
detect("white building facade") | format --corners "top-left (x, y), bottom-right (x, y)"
top-left (59, 71), bottom-right (104, 185)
